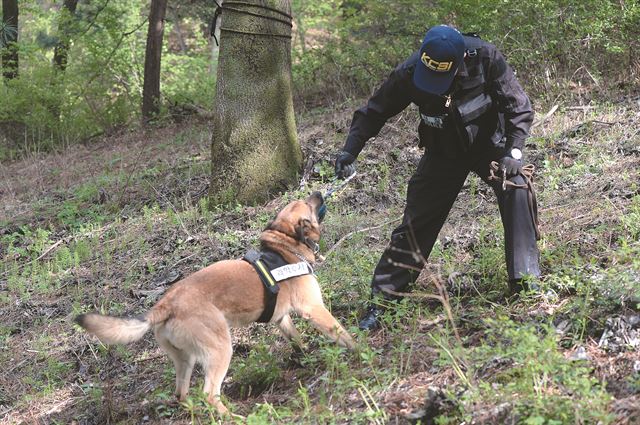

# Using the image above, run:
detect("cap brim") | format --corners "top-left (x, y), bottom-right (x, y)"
top-left (413, 63), bottom-right (456, 95)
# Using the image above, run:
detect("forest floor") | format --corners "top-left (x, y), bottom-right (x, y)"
top-left (1, 94), bottom-right (639, 424)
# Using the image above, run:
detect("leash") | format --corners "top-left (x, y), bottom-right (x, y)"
top-left (488, 162), bottom-right (535, 191)
top-left (324, 171), bottom-right (357, 200)
top-left (488, 162), bottom-right (540, 240)
top-left (317, 172), bottom-right (357, 223)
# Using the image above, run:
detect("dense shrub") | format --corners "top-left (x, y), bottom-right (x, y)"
top-left (292, 0), bottom-right (640, 103)
top-left (1, 1), bottom-right (638, 156)
top-left (0, 0), bottom-right (216, 158)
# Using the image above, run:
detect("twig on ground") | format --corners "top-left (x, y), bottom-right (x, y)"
top-left (0, 224), bottom-right (113, 278)
top-left (7, 359), bottom-right (27, 375)
top-left (323, 217), bottom-right (401, 259)
top-left (383, 274), bottom-right (462, 346)
top-left (148, 183), bottom-right (192, 240)
top-left (531, 104), bottom-right (559, 129)
top-left (83, 335), bottom-right (100, 362)
top-left (44, 397), bottom-right (79, 416)
top-left (170, 253), bottom-right (197, 269)
top-left (133, 353), bottom-right (165, 364)
top-left (34, 239), bottom-right (66, 262)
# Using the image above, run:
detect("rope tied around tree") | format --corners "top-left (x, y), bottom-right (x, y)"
top-left (211, 0), bottom-right (293, 46)
top-left (488, 161), bottom-right (541, 240)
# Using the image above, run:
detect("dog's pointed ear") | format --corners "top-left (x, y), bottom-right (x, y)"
top-left (296, 218), bottom-right (312, 240)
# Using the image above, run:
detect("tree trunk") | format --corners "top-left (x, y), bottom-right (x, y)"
top-left (142, 0), bottom-right (168, 123)
top-left (170, 7), bottom-right (188, 53)
top-left (293, 14), bottom-right (305, 53)
top-left (52, 0), bottom-right (79, 73)
top-left (49, 0), bottom-right (78, 120)
top-left (209, 0), bottom-right (302, 205)
top-left (1, 0), bottom-right (19, 80)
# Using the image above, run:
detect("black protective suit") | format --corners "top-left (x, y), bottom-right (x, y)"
top-left (343, 34), bottom-right (541, 297)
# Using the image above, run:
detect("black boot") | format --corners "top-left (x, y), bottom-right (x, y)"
top-left (358, 305), bottom-right (382, 331)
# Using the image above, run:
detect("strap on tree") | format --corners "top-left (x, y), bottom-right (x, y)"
top-left (210, 0), bottom-right (293, 46)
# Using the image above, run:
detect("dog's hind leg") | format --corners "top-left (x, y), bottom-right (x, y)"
top-left (299, 304), bottom-right (356, 350)
top-left (201, 333), bottom-right (232, 414)
top-left (156, 325), bottom-right (195, 402)
top-left (190, 309), bottom-right (233, 415)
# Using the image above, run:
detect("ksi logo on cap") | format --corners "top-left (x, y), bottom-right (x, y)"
top-left (413, 25), bottom-right (465, 95)
top-left (420, 52), bottom-right (453, 72)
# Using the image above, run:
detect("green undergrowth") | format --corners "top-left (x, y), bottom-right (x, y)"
top-left (1, 99), bottom-right (639, 424)
top-left (463, 317), bottom-right (613, 424)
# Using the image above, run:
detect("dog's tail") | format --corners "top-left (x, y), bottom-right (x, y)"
top-left (75, 306), bottom-right (170, 345)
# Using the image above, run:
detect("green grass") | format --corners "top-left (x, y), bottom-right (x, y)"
top-left (461, 317), bottom-right (612, 424)
top-left (1, 100), bottom-right (639, 424)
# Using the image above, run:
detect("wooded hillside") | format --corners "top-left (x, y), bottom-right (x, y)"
top-left (1, 1), bottom-right (639, 424)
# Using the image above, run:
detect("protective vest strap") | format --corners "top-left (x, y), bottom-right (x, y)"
top-left (243, 249), bottom-right (313, 323)
top-left (463, 33), bottom-right (483, 58)
top-left (244, 249), bottom-right (278, 323)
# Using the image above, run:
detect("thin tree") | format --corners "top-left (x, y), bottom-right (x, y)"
top-left (209, 0), bottom-right (302, 205)
top-left (52, 0), bottom-right (79, 73)
top-left (1, 0), bottom-right (19, 80)
top-left (49, 0), bottom-right (78, 120)
top-left (142, 0), bottom-right (168, 123)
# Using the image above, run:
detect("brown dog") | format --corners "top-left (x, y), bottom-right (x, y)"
top-left (75, 191), bottom-right (355, 414)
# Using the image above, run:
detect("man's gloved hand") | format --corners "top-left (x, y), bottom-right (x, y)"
top-left (499, 156), bottom-right (522, 177)
top-left (335, 151), bottom-right (356, 179)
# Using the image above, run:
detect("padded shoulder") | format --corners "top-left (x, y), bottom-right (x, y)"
top-left (463, 34), bottom-right (485, 52)
top-left (400, 50), bottom-right (421, 74)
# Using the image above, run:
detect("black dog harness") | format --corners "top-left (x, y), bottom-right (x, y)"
top-left (243, 249), bottom-right (314, 323)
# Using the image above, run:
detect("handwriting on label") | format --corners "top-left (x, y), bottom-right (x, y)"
top-left (271, 262), bottom-right (312, 282)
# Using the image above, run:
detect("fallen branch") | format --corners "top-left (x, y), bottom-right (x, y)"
top-left (531, 104), bottom-right (559, 129)
top-left (34, 239), bottom-right (67, 262)
top-left (133, 353), bottom-right (165, 364)
top-left (322, 217), bottom-right (401, 259)
top-left (383, 282), bottom-right (461, 345)
top-left (565, 105), bottom-right (593, 111)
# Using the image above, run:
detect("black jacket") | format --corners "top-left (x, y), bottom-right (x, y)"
top-left (344, 34), bottom-right (534, 159)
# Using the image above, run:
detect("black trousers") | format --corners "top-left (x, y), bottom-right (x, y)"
top-left (371, 148), bottom-right (541, 297)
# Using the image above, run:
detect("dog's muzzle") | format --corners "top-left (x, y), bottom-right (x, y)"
top-left (308, 191), bottom-right (325, 222)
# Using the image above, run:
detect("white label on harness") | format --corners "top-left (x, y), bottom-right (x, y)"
top-left (271, 262), bottom-right (312, 282)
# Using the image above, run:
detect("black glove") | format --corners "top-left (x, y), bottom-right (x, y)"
top-left (334, 151), bottom-right (356, 179)
top-left (499, 156), bottom-right (522, 177)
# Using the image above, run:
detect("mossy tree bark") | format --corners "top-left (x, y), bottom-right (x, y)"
top-left (209, 0), bottom-right (302, 205)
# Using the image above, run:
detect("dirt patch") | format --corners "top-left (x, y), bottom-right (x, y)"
top-left (0, 121), bottom-right (212, 229)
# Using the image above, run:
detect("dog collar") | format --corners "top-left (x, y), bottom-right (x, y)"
top-left (303, 237), bottom-right (320, 256)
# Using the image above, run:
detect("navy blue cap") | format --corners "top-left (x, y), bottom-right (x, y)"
top-left (413, 25), bottom-right (465, 95)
